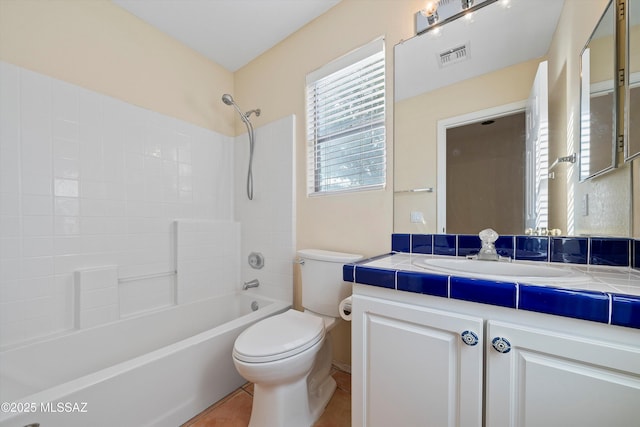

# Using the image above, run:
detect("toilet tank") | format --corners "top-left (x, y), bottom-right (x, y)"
top-left (298, 249), bottom-right (363, 318)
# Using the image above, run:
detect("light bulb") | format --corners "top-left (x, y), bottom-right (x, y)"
top-left (423, 1), bottom-right (438, 17)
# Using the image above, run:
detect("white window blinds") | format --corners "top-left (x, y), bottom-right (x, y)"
top-left (306, 38), bottom-right (386, 195)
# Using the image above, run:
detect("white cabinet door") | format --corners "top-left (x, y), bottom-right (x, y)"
top-left (486, 320), bottom-right (640, 427)
top-left (352, 295), bottom-right (483, 427)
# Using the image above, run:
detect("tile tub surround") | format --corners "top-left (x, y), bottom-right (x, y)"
top-left (0, 61), bottom-right (296, 347)
top-left (0, 61), bottom-right (234, 347)
top-left (343, 252), bottom-right (640, 329)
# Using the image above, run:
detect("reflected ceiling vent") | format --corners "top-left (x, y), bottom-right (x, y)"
top-left (438, 42), bottom-right (470, 67)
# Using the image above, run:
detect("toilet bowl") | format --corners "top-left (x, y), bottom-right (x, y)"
top-left (232, 249), bottom-right (362, 427)
top-left (233, 309), bottom-right (329, 427)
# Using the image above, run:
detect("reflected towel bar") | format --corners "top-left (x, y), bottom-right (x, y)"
top-left (394, 187), bottom-right (434, 194)
top-left (548, 153), bottom-right (576, 179)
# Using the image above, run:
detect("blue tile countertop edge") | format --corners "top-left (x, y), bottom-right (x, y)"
top-left (342, 256), bottom-right (640, 330)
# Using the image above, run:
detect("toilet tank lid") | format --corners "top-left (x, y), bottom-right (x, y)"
top-left (297, 249), bottom-right (363, 263)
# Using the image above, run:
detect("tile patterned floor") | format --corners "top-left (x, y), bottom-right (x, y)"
top-left (182, 368), bottom-right (351, 427)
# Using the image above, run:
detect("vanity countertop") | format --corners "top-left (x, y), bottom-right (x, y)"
top-left (343, 253), bottom-right (640, 329)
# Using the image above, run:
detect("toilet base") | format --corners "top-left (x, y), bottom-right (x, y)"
top-left (246, 338), bottom-right (337, 427)
top-left (249, 377), bottom-right (314, 427)
top-left (309, 375), bottom-right (337, 422)
top-left (248, 374), bottom-right (337, 427)
top-left (307, 331), bottom-right (335, 420)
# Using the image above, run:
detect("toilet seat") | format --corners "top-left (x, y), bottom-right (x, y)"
top-left (233, 309), bottom-right (325, 363)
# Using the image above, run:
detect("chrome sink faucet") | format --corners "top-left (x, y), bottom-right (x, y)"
top-left (243, 279), bottom-right (260, 290)
top-left (477, 228), bottom-right (500, 261)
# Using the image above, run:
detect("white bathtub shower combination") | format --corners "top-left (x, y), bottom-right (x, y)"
top-left (0, 293), bottom-right (290, 427)
top-left (1, 61), bottom-right (296, 427)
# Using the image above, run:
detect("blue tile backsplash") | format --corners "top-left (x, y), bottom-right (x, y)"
top-left (411, 234), bottom-right (433, 254)
top-left (550, 237), bottom-right (589, 264)
top-left (390, 233), bottom-right (638, 269)
top-left (457, 235), bottom-right (481, 257)
top-left (341, 234), bottom-right (640, 330)
top-left (391, 234), bottom-right (411, 253)
top-left (590, 238), bottom-right (631, 266)
top-left (515, 236), bottom-right (549, 261)
top-left (433, 234), bottom-right (456, 256)
top-left (495, 236), bottom-right (515, 259)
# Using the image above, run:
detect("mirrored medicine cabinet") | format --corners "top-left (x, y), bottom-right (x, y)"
top-left (626, 0), bottom-right (640, 161)
top-left (579, 0), bottom-right (618, 181)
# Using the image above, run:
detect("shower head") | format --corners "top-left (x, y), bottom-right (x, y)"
top-left (221, 94), bottom-right (235, 106)
top-left (222, 93), bottom-right (250, 124)
top-left (221, 93), bottom-right (262, 130)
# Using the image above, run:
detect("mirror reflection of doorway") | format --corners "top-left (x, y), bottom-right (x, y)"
top-left (446, 112), bottom-right (526, 235)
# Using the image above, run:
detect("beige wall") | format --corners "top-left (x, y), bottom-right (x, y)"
top-left (0, 0), bottom-right (235, 136)
top-left (394, 59), bottom-right (540, 234)
top-left (234, 0), bottom-right (423, 366)
top-left (235, 0), bottom-right (422, 258)
top-left (547, 0), bottom-right (600, 233)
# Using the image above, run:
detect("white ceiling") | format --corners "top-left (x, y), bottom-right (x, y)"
top-left (113, 0), bottom-right (568, 97)
top-left (395, 0), bottom-right (566, 101)
top-left (112, 0), bottom-right (342, 72)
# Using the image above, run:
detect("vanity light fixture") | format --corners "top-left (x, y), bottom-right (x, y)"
top-left (415, 0), bottom-right (498, 35)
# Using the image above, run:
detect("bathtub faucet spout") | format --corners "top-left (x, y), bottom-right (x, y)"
top-left (243, 279), bottom-right (260, 290)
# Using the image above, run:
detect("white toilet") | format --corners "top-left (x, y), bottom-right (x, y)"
top-left (232, 249), bottom-right (362, 427)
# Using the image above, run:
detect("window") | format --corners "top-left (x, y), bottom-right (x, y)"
top-left (306, 38), bottom-right (386, 195)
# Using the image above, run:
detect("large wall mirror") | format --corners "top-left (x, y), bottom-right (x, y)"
top-left (394, 0), bottom-right (632, 237)
top-left (579, 0), bottom-right (618, 181)
top-left (626, 0), bottom-right (640, 161)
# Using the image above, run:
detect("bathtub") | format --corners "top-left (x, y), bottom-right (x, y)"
top-left (0, 292), bottom-right (290, 427)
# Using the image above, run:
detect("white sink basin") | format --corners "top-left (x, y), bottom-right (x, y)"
top-left (412, 258), bottom-right (592, 284)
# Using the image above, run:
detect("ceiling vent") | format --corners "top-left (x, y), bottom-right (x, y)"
top-left (438, 42), bottom-right (470, 67)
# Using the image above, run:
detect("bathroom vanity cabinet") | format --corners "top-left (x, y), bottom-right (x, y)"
top-left (351, 285), bottom-right (640, 427)
top-left (351, 294), bottom-right (484, 426)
